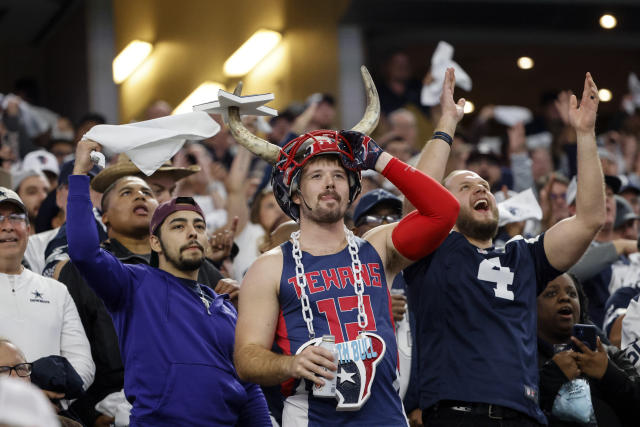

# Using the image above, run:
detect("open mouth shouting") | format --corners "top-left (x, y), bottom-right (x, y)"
top-left (472, 198), bottom-right (490, 212)
top-left (557, 305), bottom-right (574, 322)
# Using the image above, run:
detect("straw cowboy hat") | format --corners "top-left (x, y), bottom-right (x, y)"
top-left (90, 153), bottom-right (200, 193)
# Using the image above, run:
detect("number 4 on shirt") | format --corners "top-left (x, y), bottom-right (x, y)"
top-left (317, 296), bottom-right (377, 342)
top-left (478, 257), bottom-right (515, 301)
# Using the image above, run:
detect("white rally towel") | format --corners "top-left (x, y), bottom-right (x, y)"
top-left (421, 41), bottom-right (472, 106)
top-left (497, 188), bottom-right (542, 227)
top-left (493, 105), bottom-right (533, 127)
top-left (83, 112), bottom-right (220, 176)
top-left (95, 390), bottom-right (132, 427)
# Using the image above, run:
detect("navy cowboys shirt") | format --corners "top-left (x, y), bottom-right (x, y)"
top-left (404, 231), bottom-right (562, 424)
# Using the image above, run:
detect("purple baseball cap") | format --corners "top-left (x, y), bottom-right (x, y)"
top-left (149, 196), bottom-right (205, 235)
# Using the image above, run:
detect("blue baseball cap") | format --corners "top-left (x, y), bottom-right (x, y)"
top-left (353, 189), bottom-right (402, 226)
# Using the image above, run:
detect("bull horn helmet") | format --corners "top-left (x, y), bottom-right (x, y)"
top-left (228, 65), bottom-right (380, 221)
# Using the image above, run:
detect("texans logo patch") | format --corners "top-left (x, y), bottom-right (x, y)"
top-left (297, 333), bottom-right (386, 411)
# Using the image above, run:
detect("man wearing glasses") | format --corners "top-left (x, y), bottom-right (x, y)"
top-left (0, 188), bottom-right (94, 398)
top-left (0, 338), bottom-right (32, 380)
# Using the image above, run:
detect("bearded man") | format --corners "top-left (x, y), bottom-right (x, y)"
top-left (230, 67), bottom-right (460, 426)
top-left (404, 71), bottom-right (607, 426)
top-left (65, 140), bottom-right (270, 426)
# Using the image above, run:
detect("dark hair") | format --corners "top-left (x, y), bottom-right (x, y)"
top-left (77, 113), bottom-right (106, 129)
top-left (567, 273), bottom-right (591, 324)
top-left (100, 176), bottom-right (144, 214)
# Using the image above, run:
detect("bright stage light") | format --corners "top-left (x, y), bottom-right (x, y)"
top-left (223, 30), bottom-right (282, 77)
top-left (113, 40), bottom-right (153, 84)
top-left (464, 101), bottom-right (475, 114)
top-left (598, 88), bottom-right (612, 102)
top-left (517, 56), bottom-right (534, 70)
top-left (599, 14), bottom-right (617, 29)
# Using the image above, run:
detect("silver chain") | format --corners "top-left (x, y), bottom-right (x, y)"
top-left (291, 230), bottom-right (316, 338)
top-left (345, 227), bottom-right (368, 330)
top-left (290, 227), bottom-right (368, 339)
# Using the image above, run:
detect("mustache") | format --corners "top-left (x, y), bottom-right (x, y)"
top-left (318, 190), bottom-right (341, 202)
top-left (180, 240), bottom-right (205, 252)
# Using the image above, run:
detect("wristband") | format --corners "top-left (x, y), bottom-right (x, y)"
top-left (432, 131), bottom-right (453, 146)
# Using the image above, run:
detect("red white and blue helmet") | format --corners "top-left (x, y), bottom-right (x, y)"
top-left (271, 130), bottom-right (362, 221)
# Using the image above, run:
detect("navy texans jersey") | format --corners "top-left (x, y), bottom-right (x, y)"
top-left (404, 231), bottom-right (561, 425)
top-left (275, 238), bottom-right (407, 426)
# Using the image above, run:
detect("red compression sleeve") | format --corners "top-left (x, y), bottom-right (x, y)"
top-left (381, 157), bottom-right (459, 260)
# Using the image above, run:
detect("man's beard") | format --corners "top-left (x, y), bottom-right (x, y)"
top-left (456, 205), bottom-right (499, 242)
top-left (299, 191), bottom-right (346, 224)
top-left (160, 239), bottom-right (205, 272)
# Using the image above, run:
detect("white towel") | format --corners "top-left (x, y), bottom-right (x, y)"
top-left (84, 112), bottom-right (220, 175)
top-left (421, 41), bottom-right (472, 106)
top-left (493, 105), bottom-right (533, 127)
top-left (95, 390), bottom-right (132, 426)
top-left (498, 188), bottom-right (542, 226)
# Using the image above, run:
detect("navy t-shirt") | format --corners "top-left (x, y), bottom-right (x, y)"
top-left (404, 231), bottom-right (562, 424)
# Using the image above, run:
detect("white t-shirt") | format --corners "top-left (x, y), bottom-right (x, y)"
top-left (232, 222), bottom-right (265, 282)
top-left (0, 268), bottom-right (95, 390)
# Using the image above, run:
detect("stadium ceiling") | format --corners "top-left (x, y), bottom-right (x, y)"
top-left (0, 0), bottom-right (80, 46)
top-left (344, 0), bottom-right (640, 49)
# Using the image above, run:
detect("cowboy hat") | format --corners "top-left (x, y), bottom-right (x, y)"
top-left (91, 153), bottom-right (200, 193)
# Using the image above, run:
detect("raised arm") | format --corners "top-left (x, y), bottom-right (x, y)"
top-left (544, 73), bottom-right (606, 271)
top-left (67, 140), bottom-right (136, 311)
top-left (234, 251), bottom-right (336, 386)
top-left (408, 68), bottom-right (465, 194)
top-left (224, 145), bottom-right (252, 234)
top-left (337, 129), bottom-right (460, 276)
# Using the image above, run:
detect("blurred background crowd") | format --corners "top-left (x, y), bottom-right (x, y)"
top-left (1, 0), bottom-right (640, 426)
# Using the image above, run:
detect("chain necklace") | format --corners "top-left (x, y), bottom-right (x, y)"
top-left (290, 226), bottom-right (368, 339)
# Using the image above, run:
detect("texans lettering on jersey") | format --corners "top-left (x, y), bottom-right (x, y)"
top-left (276, 238), bottom-right (407, 426)
top-left (404, 231), bottom-right (562, 425)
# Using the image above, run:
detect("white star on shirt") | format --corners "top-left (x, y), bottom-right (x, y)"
top-left (336, 368), bottom-right (355, 384)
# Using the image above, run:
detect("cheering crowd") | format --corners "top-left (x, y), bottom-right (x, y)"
top-left (1, 48), bottom-right (640, 427)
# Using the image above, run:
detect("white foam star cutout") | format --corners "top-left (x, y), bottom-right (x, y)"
top-left (192, 89), bottom-right (278, 124)
top-left (337, 368), bottom-right (356, 384)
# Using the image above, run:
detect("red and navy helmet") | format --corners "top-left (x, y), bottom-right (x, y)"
top-left (271, 130), bottom-right (362, 222)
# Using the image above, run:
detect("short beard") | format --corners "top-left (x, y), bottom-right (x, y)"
top-left (456, 207), bottom-right (499, 242)
top-left (159, 239), bottom-right (204, 272)
top-left (298, 191), bottom-right (345, 224)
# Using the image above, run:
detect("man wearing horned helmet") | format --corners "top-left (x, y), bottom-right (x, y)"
top-left (231, 67), bottom-right (462, 425)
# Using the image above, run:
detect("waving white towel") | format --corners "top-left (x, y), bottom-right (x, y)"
top-left (421, 41), bottom-right (472, 106)
top-left (83, 112), bottom-right (220, 175)
top-left (493, 105), bottom-right (533, 127)
top-left (497, 188), bottom-right (542, 227)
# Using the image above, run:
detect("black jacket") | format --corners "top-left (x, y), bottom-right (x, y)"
top-left (60, 238), bottom-right (224, 425)
top-left (538, 337), bottom-right (640, 427)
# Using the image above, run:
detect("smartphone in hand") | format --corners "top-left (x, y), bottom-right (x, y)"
top-left (571, 324), bottom-right (598, 352)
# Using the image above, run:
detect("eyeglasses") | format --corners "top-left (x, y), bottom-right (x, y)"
top-left (356, 214), bottom-right (401, 227)
top-left (0, 363), bottom-right (32, 377)
top-left (0, 213), bottom-right (27, 225)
